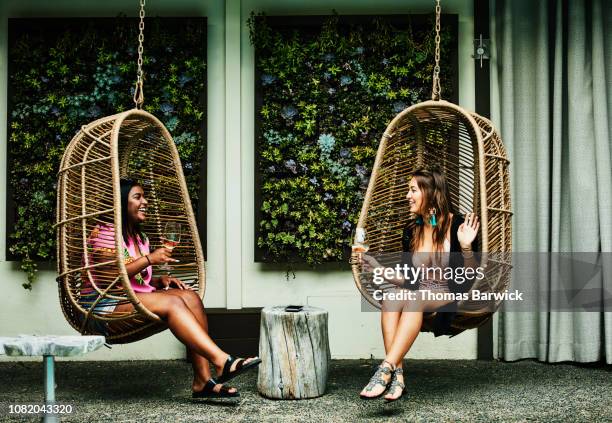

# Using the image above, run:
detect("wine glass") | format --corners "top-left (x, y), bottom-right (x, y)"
top-left (350, 228), bottom-right (369, 265)
top-left (160, 221), bottom-right (181, 271)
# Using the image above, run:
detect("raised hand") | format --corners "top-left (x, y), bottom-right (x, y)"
top-left (457, 212), bottom-right (480, 249)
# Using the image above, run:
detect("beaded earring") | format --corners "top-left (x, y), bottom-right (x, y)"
top-left (429, 207), bottom-right (437, 227)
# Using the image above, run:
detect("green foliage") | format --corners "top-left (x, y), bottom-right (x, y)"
top-left (249, 13), bottom-right (454, 265)
top-left (8, 18), bottom-right (206, 289)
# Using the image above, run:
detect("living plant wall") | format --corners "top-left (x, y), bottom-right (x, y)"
top-left (7, 17), bottom-right (206, 289)
top-left (250, 13), bottom-right (456, 265)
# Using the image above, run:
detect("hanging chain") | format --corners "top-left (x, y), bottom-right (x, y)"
top-left (133, 0), bottom-right (146, 109)
top-left (431, 0), bottom-right (442, 101)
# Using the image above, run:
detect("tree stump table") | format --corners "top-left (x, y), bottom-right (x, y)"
top-left (257, 306), bottom-right (330, 399)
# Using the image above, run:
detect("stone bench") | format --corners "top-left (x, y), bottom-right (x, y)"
top-left (0, 335), bottom-right (105, 422)
top-left (257, 306), bottom-right (330, 399)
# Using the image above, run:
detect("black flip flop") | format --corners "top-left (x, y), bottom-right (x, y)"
top-left (192, 379), bottom-right (240, 399)
top-left (216, 355), bottom-right (262, 384)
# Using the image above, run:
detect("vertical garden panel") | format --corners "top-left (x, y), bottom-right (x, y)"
top-left (7, 17), bottom-right (207, 288)
top-left (251, 14), bottom-right (458, 264)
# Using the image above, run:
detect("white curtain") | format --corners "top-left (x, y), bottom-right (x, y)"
top-left (491, 0), bottom-right (612, 362)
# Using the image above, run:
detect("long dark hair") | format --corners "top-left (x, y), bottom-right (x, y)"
top-left (410, 167), bottom-right (455, 252)
top-left (120, 178), bottom-right (144, 243)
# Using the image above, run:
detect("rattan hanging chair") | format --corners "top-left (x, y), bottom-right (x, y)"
top-left (56, 109), bottom-right (205, 344)
top-left (351, 2), bottom-right (512, 336)
top-left (55, 2), bottom-right (204, 344)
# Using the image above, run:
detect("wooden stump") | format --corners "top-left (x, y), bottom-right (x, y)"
top-left (257, 305), bottom-right (330, 399)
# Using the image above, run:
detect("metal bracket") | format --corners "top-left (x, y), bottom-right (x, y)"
top-left (472, 34), bottom-right (490, 68)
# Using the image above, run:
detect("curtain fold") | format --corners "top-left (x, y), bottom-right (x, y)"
top-left (492, 0), bottom-right (612, 363)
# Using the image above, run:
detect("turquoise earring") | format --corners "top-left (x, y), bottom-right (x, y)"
top-left (416, 216), bottom-right (423, 225)
top-left (429, 208), bottom-right (437, 227)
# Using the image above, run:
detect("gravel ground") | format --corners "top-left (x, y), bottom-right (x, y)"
top-left (0, 359), bottom-right (610, 422)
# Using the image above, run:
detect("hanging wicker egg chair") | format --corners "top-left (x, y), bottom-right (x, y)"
top-left (56, 109), bottom-right (205, 344)
top-left (351, 1), bottom-right (512, 336)
top-left (55, 2), bottom-right (204, 344)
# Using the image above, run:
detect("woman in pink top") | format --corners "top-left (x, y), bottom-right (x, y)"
top-left (84, 222), bottom-right (156, 295)
top-left (91, 178), bottom-right (261, 399)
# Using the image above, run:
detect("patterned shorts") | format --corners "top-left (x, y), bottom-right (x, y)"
top-left (418, 279), bottom-right (450, 293)
top-left (79, 293), bottom-right (121, 336)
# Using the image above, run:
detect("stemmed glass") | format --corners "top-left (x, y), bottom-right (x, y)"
top-left (350, 228), bottom-right (369, 265)
top-left (160, 221), bottom-right (181, 271)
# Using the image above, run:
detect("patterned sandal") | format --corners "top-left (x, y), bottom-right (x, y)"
top-left (384, 367), bottom-right (406, 402)
top-left (360, 361), bottom-right (395, 400)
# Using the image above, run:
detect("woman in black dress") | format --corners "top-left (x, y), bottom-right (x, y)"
top-left (359, 168), bottom-right (480, 401)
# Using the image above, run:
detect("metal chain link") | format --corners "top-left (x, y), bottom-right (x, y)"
top-left (133, 0), bottom-right (146, 109)
top-left (431, 0), bottom-right (442, 101)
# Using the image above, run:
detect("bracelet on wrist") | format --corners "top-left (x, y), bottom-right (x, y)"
top-left (145, 255), bottom-right (152, 265)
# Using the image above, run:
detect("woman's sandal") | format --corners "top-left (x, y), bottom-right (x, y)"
top-left (192, 379), bottom-right (239, 399)
top-left (216, 355), bottom-right (262, 384)
top-left (359, 360), bottom-right (395, 400)
top-left (384, 367), bottom-right (406, 402)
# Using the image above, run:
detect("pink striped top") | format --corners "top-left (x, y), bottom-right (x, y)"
top-left (84, 223), bottom-right (155, 293)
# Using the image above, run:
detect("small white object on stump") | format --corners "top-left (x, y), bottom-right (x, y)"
top-left (257, 305), bottom-right (330, 399)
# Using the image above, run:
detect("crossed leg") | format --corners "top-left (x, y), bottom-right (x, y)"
top-left (114, 289), bottom-right (257, 394)
top-left (379, 309), bottom-right (405, 400)
top-left (360, 295), bottom-right (453, 398)
top-left (162, 289), bottom-right (233, 393)
top-left (384, 298), bottom-right (454, 366)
